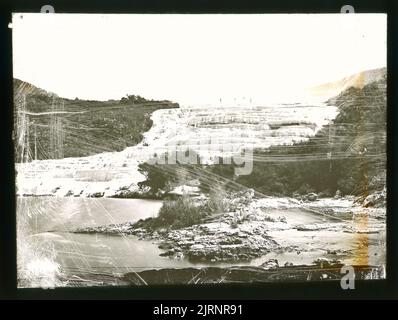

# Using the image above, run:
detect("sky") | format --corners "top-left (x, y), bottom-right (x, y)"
top-left (12, 14), bottom-right (386, 106)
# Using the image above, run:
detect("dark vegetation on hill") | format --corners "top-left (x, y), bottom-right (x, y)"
top-left (138, 73), bottom-right (386, 198)
top-left (13, 79), bottom-right (179, 162)
top-left (233, 75), bottom-right (386, 197)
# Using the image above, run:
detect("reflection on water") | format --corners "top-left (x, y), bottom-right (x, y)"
top-left (19, 197), bottom-right (163, 233)
top-left (32, 232), bottom-right (197, 275)
top-left (17, 197), bottom-right (237, 286)
top-left (18, 197), bottom-right (171, 286)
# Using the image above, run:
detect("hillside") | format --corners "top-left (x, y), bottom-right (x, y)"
top-left (13, 79), bottom-right (179, 162)
top-left (138, 68), bottom-right (387, 199)
top-left (233, 68), bottom-right (387, 197)
top-left (308, 67), bottom-right (386, 100)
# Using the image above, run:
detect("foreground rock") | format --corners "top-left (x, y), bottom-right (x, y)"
top-left (363, 189), bottom-right (386, 208)
top-left (74, 216), bottom-right (283, 262)
top-left (74, 190), bottom-right (289, 262)
top-left (122, 264), bottom-right (384, 285)
top-left (161, 221), bottom-right (281, 262)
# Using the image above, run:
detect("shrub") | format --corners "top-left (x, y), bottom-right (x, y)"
top-left (156, 197), bottom-right (205, 229)
top-left (201, 190), bottom-right (229, 214)
top-left (135, 193), bottom-right (229, 230)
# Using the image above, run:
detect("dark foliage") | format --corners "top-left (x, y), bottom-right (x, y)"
top-left (209, 76), bottom-right (387, 197)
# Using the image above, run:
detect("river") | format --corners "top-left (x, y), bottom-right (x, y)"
top-left (17, 196), bottom-right (386, 287)
top-left (17, 197), bottom-right (246, 287)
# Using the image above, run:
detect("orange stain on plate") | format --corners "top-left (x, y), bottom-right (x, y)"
top-left (353, 212), bottom-right (369, 266)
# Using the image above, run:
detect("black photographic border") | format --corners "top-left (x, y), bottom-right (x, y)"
top-left (0, 0), bottom-right (397, 300)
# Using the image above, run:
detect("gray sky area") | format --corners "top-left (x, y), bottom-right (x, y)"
top-left (13, 14), bottom-right (386, 106)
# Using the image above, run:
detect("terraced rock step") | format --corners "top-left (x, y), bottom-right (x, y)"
top-left (16, 102), bottom-right (337, 197)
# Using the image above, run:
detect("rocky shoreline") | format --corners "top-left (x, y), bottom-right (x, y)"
top-left (122, 263), bottom-right (385, 285)
top-left (73, 188), bottom-right (386, 264)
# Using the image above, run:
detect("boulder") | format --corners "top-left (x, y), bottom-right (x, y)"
top-left (260, 258), bottom-right (279, 269)
top-left (306, 193), bottom-right (318, 201)
top-left (88, 191), bottom-right (104, 198)
top-left (334, 189), bottom-right (342, 199)
top-left (312, 257), bottom-right (341, 268)
top-left (363, 190), bottom-right (386, 208)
